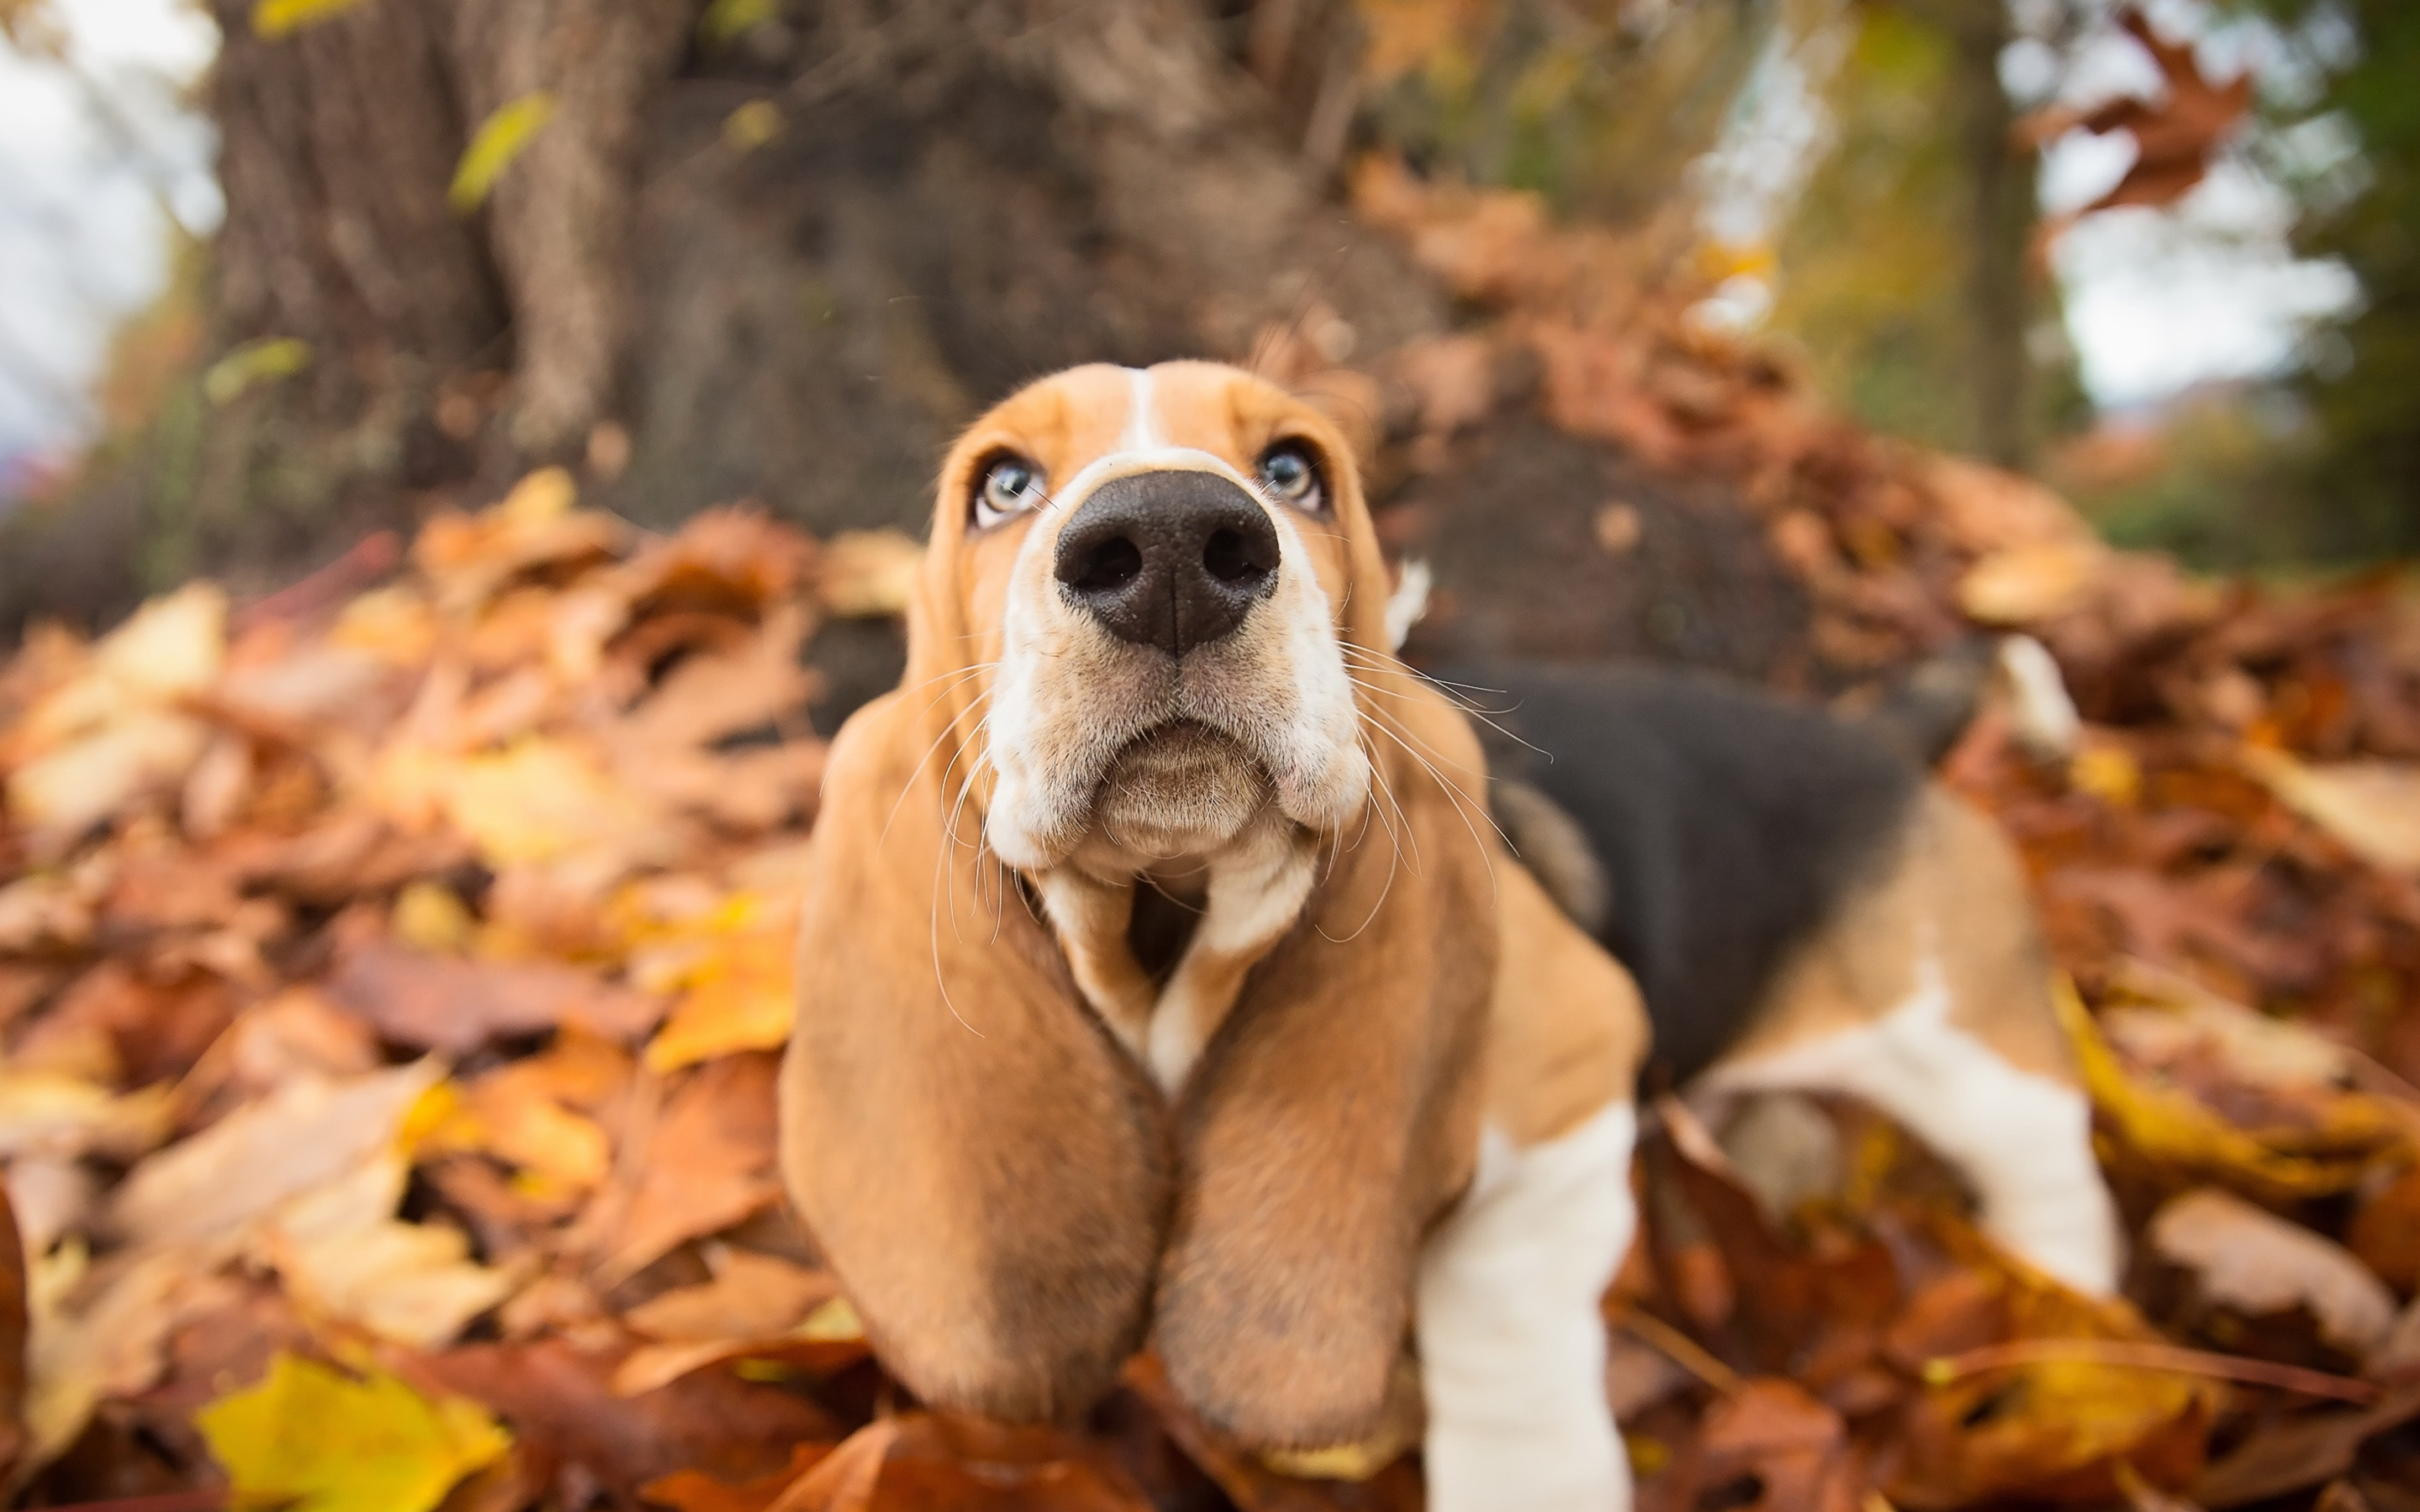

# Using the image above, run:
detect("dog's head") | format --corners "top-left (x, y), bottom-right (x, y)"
top-left (901, 361), bottom-right (1385, 874)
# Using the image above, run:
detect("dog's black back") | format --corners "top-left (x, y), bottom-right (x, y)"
top-left (1434, 662), bottom-right (1924, 1082)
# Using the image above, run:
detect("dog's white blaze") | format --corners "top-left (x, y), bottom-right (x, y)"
top-left (1701, 950), bottom-right (2122, 1294)
top-left (1418, 1102), bottom-right (1637, 1512)
top-left (1119, 366), bottom-right (1164, 449)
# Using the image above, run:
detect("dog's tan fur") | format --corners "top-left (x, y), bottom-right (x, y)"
top-left (781, 362), bottom-right (2117, 1492)
top-left (780, 362), bottom-right (1644, 1446)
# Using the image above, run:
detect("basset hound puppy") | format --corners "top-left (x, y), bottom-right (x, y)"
top-left (779, 361), bottom-right (2121, 1512)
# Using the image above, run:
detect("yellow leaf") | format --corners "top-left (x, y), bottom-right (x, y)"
top-left (2070, 743), bottom-right (2141, 808)
top-left (439, 738), bottom-right (671, 872)
top-left (699, 0), bottom-right (782, 45)
top-left (723, 99), bottom-right (784, 152)
top-left (643, 926), bottom-right (795, 1072)
top-left (450, 92), bottom-right (555, 214)
top-left (393, 880), bottom-right (475, 954)
top-left (818, 529), bottom-right (924, 618)
top-left (203, 336), bottom-right (312, 403)
top-left (2055, 978), bottom-right (2374, 1200)
top-left (197, 1352), bottom-right (509, 1512)
top-left (251, 0), bottom-right (369, 39)
top-left (499, 465), bottom-right (576, 524)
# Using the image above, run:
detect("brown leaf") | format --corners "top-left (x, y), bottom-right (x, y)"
top-left (2192, 1383), bottom-right (2420, 1507)
top-left (1694, 1378), bottom-right (1853, 1512)
top-left (644, 1442), bottom-right (832, 1512)
top-left (765, 1419), bottom-right (897, 1512)
top-left (420, 1337), bottom-right (837, 1494)
top-left (2149, 1190), bottom-right (2399, 1359)
top-left (326, 937), bottom-right (663, 1053)
top-left (592, 1054), bottom-right (781, 1285)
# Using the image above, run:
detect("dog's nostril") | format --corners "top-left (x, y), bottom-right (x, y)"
top-left (1201, 527), bottom-right (1270, 585)
top-left (1072, 536), bottom-right (1144, 593)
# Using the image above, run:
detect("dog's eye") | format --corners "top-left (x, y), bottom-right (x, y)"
top-left (1257, 444), bottom-right (1323, 510)
top-left (973, 455), bottom-right (1044, 528)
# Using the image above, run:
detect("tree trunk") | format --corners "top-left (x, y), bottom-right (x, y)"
top-left (5, 0), bottom-right (1823, 688)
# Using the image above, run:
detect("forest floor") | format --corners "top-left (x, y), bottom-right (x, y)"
top-left (0, 173), bottom-right (2416, 1512)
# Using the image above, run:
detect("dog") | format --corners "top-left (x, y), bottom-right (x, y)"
top-left (779, 361), bottom-right (2121, 1511)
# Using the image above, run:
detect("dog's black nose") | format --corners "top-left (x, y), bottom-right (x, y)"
top-left (1054, 470), bottom-right (1281, 658)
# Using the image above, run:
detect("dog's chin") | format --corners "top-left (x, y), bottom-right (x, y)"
top-left (1081, 721), bottom-right (1274, 862)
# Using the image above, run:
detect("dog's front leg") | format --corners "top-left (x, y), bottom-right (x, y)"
top-left (1034, 868), bottom-right (1158, 1057)
top-left (1144, 818), bottom-right (1318, 1092)
top-left (1416, 1102), bottom-right (1639, 1512)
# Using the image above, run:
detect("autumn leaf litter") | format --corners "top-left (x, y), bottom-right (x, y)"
top-left (1, 186), bottom-right (2418, 1512)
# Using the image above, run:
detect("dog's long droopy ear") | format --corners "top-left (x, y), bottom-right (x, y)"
top-left (1150, 436), bottom-right (1502, 1449)
top-left (779, 524), bottom-right (1170, 1422)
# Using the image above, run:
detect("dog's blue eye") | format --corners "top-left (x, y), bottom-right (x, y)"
top-left (1257, 445), bottom-right (1322, 509)
top-left (975, 457), bottom-right (1043, 527)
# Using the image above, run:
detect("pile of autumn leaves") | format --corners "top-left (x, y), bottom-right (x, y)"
top-left (0, 452), bottom-right (2416, 1512)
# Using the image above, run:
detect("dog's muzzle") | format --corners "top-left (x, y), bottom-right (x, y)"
top-left (1054, 470), bottom-right (1280, 660)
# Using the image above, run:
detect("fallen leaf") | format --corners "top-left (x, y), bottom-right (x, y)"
top-left (196, 1351), bottom-right (509, 1512)
top-left (763, 1418), bottom-right (896, 1512)
top-left (2242, 748), bottom-right (2420, 874)
top-left (2349, 1167), bottom-right (2420, 1295)
top-left (624, 1248), bottom-right (834, 1343)
top-left (326, 937), bottom-right (662, 1053)
top-left (816, 532), bottom-right (923, 619)
top-left (108, 1060), bottom-right (444, 1248)
top-left (423, 1337), bottom-right (837, 1494)
top-left (644, 1442), bottom-right (832, 1512)
top-left (0, 1071), bottom-right (171, 1163)
top-left (255, 1155), bottom-right (514, 1348)
top-left (2149, 1189), bottom-right (2398, 1359)
top-left (592, 1054), bottom-right (781, 1284)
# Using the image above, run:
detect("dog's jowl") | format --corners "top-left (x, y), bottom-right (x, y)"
top-left (780, 361), bottom-right (2119, 1512)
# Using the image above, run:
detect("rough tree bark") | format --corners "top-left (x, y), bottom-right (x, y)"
top-left (5, 0), bottom-right (1814, 686)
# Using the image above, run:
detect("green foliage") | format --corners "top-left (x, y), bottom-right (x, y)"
top-left (1767, 9), bottom-right (1970, 452)
top-left (2288, 0), bottom-right (2420, 559)
top-left (1356, 0), bottom-right (1781, 223)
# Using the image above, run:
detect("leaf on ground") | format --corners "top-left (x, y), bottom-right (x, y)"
top-left (1694, 1377), bottom-right (1851, 1512)
top-left (592, 1053), bottom-right (781, 1284)
top-left (196, 1352), bottom-right (509, 1512)
top-left (641, 907), bottom-right (797, 1073)
top-left (2056, 980), bottom-right (2385, 1200)
top-left (1889, 1251), bottom-right (2220, 1509)
top-left (108, 1059), bottom-right (444, 1248)
top-left (255, 1154), bottom-right (514, 1348)
top-left (433, 738), bottom-right (682, 877)
top-left (763, 1418), bottom-right (896, 1512)
top-left (644, 1442), bottom-right (832, 1512)
top-left (2348, 1166), bottom-right (2420, 1294)
top-left (815, 532), bottom-right (923, 619)
top-left (2149, 1189), bottom-right (2399, 1359)
top-left (2242, 748), bottom-right (2420, 874)
top-left (0, 1071), bottom-right (170, 1163)
top-left (2191, 1383), bottom-right (2420, 1508)
top-left (422, 1337), bottom-right (837, 1494)
top-left (326, 937), bottom-right (662, 1053)
top-left (624, 1248), bottom-right (834, 1343)
top-left (609, 1248), bottom-right (838, 1396)
top-left (22, 1247), bottom-right (208, 1472)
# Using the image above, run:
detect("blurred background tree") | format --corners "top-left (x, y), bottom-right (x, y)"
top-left (0, 0), bottom-right (2411, 627)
